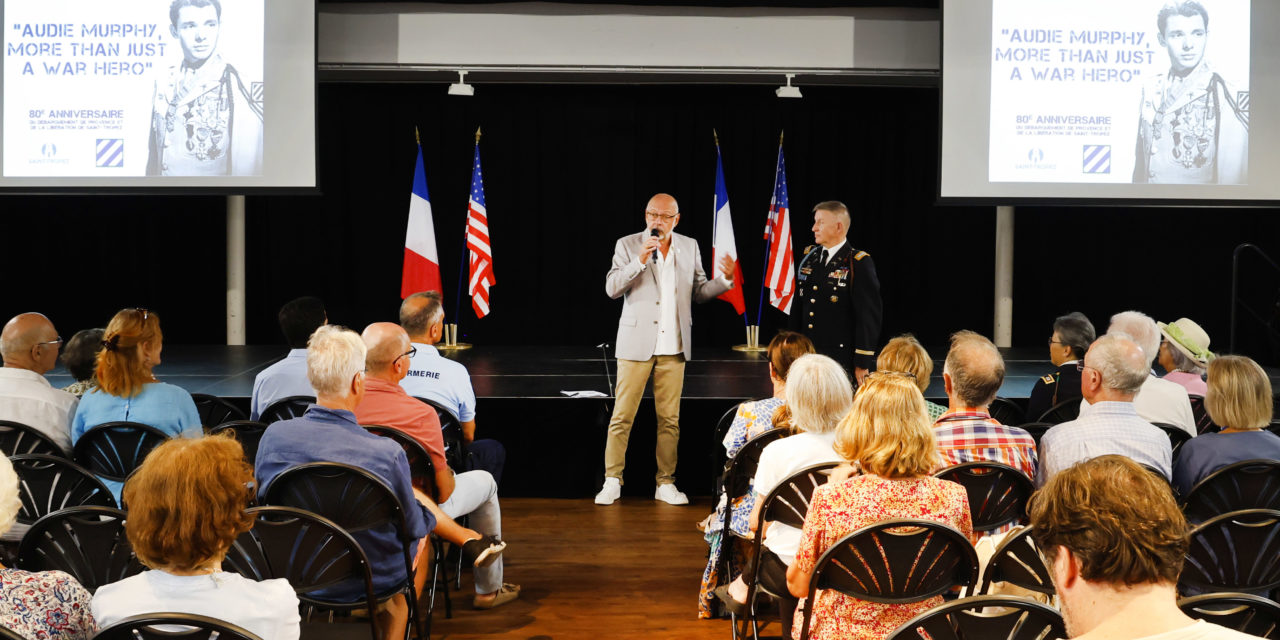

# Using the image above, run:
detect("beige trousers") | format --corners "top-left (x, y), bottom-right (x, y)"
top-left (604, 354), bottom-right (686, 485)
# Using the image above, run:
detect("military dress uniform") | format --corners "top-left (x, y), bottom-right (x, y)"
top-left (1025, 361), bottom-right (1083, 422)
top-left (146, 54), bottom-right (264, 177)
top-left (790, 243), bottom-right (883, 374)
top-left (1134, 61), bottom-right (1249, 184)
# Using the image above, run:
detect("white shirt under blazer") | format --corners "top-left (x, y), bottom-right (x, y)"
top-left (605, 231), bottom-right (730, 362)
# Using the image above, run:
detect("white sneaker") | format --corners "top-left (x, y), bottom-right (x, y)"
top-left (654, 483), bottom-right (689, 505)
top-left (594, 477), bottom-right (622, 505)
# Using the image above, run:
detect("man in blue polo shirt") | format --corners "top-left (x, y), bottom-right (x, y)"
top-left (249, 296), bottom-right (325, 420)
top-left (398, 291), bottom-right (506, 482)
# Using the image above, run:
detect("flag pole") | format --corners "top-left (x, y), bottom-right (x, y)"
top-left (442, 127), bottom-right (482, 351)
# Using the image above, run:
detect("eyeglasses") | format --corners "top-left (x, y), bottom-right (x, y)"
top-left (1076, 361), bottom-right (1098, 374)
top-left (645, 211), bottom-right (678, 221)
top-left (1048, 339), bottom-right (1065, 347)
top-left (396, 346), bottom-right (418, 363)
top-left (35, 336), bottom-right (63, 348)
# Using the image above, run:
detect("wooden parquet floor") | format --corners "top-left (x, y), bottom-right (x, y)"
top-left (425, 497), bottom-right (734, 640)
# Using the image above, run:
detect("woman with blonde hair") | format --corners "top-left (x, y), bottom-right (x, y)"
top-left (785, 372), bottom-right (972, 640)
top-left (70, 308), bottom-right (202, 500)
top-left (1173, 355), bottom-right (1280, 496)
top-left (876, 334), bottom-right (944, 420)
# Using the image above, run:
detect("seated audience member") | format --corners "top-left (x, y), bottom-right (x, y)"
top-left (72, 309), bottom-right (201, 501)
top-left (0, 456), bottom-right (96, 639)
top-left (1039, 334), bottom-right (1172, 486)
top-left (876, 334), bottom-right (946, 420)
top-left (0, 312), bottom-right (78, 453)
top-left (1030, 455), bottom-right (1259, 640)
top-left (715, 354), bottom-right (853, 637)
top-left (355, 323), bottom-right (519, 610)
top-left (92, 436), bottom-right (299, 640)
top-left (698, 330), bottom-right (813, 618)
top-left (934, 331), bottom-right (1038, 513)
top-left (398, 291), bottom-right (505, 482)
top-left (1158, 317), bottom-right (1212, 396)
top-left (251, 296), bottom-right (326, 420)
top-left (1082, 311), bottom-right (1195, 435)
top-left (60, 328), bottom-right (105, 398)
top-left (1026, 312), bottom-right (1094, 420)
top-left (785, 372), bottom-right (972, 640)
top-left (1173, 355), bottom-right (1280, 497)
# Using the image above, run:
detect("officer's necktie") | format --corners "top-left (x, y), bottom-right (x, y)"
top-left (819, 248), bottom-right (829, 266)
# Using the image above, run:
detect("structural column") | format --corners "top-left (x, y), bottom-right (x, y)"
top-left (227, 195), bottom-right (246, 345)
top-left (994, 206), bottom-right (1014, 348)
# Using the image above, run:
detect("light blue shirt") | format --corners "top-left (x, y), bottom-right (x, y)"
top-left (70, 381), bottom-right (202, 501)
top-left (1038, 401), bottom-right (1172, 487)
top-left (250, 349), bottom-right (314, 420)
top-left (399, 342), bottom-right (476, 422)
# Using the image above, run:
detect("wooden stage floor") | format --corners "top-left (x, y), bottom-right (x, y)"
top-left (425, 497), bottom-right (733, 640)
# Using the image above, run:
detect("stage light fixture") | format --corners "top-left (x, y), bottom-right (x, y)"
top-left (448, 70), bottom-right (475, 96)
top-left (775, 73), bottom-right (802, 99)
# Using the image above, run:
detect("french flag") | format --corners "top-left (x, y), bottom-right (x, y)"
top-left (713, 136), bottom-right (745, 315)
top-left (401, 141), bottom-right (442, 298)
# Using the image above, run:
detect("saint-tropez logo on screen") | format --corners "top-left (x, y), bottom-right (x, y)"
top-left (29, 142), bottom-right (68, 165)
top-left (1015, 147), bottom-right (1055, 171)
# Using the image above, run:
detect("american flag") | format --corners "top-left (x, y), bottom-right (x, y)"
top-left (465, 138), bottom-right (496, 318)
top-left (763, 139), bottom-right (795, 314)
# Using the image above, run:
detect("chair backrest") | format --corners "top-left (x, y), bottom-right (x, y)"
top-left (71, 421), bottom-right (171, 483)
top-left (1188, 394), bottom-right (1219, 435)
top-left (709, 401), bottom-right (745, 493)
top-left (1037, 399), bottom-right (1079, 424)
top-left (1178, 592), bottom-right (1280, 639)
top-left (223, 506), bottom-right (379, 640)
top-left (0, 420), bottom-right (64, 458)
top-left (262, 463), bottom-right (406, 538)
top-left (1181, 509), bottom-right (1280, 594)
top-left (16, 506), bottom-right (143, 592)
top-left (934, 462), bottom-right (1035, 533)
top-left (191, 393), bottom-right (248, 429)
top-left (722, 428), bottom-right (787, 503)
top-left (414, 396), bottom-right (464, 471)
top-left (208, 420), bottom-right (270, 464)
top-left (259, 396), bottom-right (315, 424)
top-left (1183, 459), bottom-right (1280, 523)
top-left (10, 454), bottom-right (116, 525)
top-left (987, 398), bottom-right (1025, 428)
top-left (93, 613), bottom-right (264, 640)
top-left (760, 462), bottom-right (839, 529)
top-left (886, 595), bottom-right (1067, 640)
top-left (0, 624), bottom-right (25, 640)
top-left (977, 526), bottom-right (1055, 596)
top-left (1016, 422), bottom-right (1053, 446)
top-left (1153, 422), bottom-right (1192, 460)
top-left (798, 519), bottom-right (978, 640)
top-left (364, 424), bottom-right (438, 501)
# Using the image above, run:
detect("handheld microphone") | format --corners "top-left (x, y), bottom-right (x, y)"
top-left (648, 228), bottom-right (661, 262)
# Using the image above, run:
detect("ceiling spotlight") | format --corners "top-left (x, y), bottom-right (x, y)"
top-left (447, 70), bottom-right (474, 96)
top-left (775, 73), bottom-right (802, 99)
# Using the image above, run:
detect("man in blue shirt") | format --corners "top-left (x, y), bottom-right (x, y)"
top-left (398, 291), bottom-right (506, 482)
top-left (250, 296), bottom-right (325, 420)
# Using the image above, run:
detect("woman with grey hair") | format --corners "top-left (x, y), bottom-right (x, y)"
top-left (1157, 318), bottom-right (1212, 396)
top-left (0, 456), bottom-right (97, 638)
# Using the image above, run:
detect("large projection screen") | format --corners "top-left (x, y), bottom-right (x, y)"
top-left (0, 0), bottom-right (316, 192)
top-left (941, 0), bottom-right (1278, 204)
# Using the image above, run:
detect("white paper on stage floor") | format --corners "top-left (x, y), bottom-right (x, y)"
top-left (988, 0), bottom-right (1250, 184)
top-left (560, 390), bottom-right (609, 398)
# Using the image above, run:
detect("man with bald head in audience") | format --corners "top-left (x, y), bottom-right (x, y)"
top-left (0, 313), bottom-right (76, 453)
top-left (355, 322), bottom-right (518, 610)
top-left (1039, 333), bottom-right (1173, 486)
top-left (1081, 310), bottom-right (1195, 435)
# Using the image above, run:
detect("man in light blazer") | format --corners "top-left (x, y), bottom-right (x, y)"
top-left (597, 193), bottom-right (735, 506)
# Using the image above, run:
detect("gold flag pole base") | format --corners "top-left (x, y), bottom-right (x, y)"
top-left (437, 323), bottom-right (473, 351)
top-left (732, 325), bottom-right (768, 353)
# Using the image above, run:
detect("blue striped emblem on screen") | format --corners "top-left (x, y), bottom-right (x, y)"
top-left (1082, 145), bottom-right (1110, 174)
top-left (95, 139), bottom-right (124, 168)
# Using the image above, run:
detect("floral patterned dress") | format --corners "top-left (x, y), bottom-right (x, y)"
top-left (0, 569), bottom-right (96, 639)
top-left (791, 475), bottom-right (972, 640)
top-left (698, 396), bottom-right (785, 618)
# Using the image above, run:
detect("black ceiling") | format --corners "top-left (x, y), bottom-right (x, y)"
top-left (318, 0), bottom-right (938, 7)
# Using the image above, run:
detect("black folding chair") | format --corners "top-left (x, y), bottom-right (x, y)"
top-left (1015, 422), bottom-right (1053, 446)
top-left (887, 595), bottom-right (1067, 640)
top-left (94, 613), bottom-right (263, 640)
top-left (934, 462), bottom-right (1035, 534)
top-left (262, 463), bottom-right (424, 640)
top-left (414, 397), bottom-right (466, 473)
top-left (0, 420), bottom-right (64, 458)
top-left (1188, 394), bottom-right (1219, 435)
top-left (209, 420), bottom-right (270, 465)
top-left (259, 396), bottom-right (315, 424)
top-left (1037, 399), bottom-right (1079, 424)
top-left (1178, 592), bottom-right (1280, 638)
top-left (16, 506), bottom-right (143, 592)
top-left (1180, 509), bottom-right (1280, 596)
top-left (796, 519), bottom-right (979, 640)
top-left (987, 398), bottom-right (1025, 427)
top-left (710, 401), bottom-right (746, 494)
top-left (1153, 422), bottom-right (1192, 461)
top-left (1182, 459), bottom-right (1280, 523)
top-left (713, 429), bottom-right (786, 624)
top-left (976, 527), bottom-right (1055, 597)
top-left (10, 455), bottom-right (116, 528)
top-left (192, 393), bottom-right (248, 430)
top-left (72, 422), bottom-right (171, 485)
top-left (223, 506), bottom-right (380, 640)
top-left (736, 462), bottom-right (837, 640)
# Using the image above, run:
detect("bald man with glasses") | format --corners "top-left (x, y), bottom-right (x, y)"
top-left (0, 313), bottom-right (77, 453)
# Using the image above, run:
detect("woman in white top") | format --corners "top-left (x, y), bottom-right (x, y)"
top-left (92, 435), bottom-right (300, 640)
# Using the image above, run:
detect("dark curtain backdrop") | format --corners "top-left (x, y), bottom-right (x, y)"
top-left (2, 82), bottom-right (1279, 363)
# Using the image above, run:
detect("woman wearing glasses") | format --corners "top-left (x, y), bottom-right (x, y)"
top-left (70, 308), bottom-right (202, 501)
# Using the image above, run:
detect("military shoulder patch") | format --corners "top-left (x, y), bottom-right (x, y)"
top-left (853, 250), bottom-right (869, 261)
top-left (803, 245), bottom-right (814, 256)
top-left (1040, 374), bottom-right (1056, 384)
